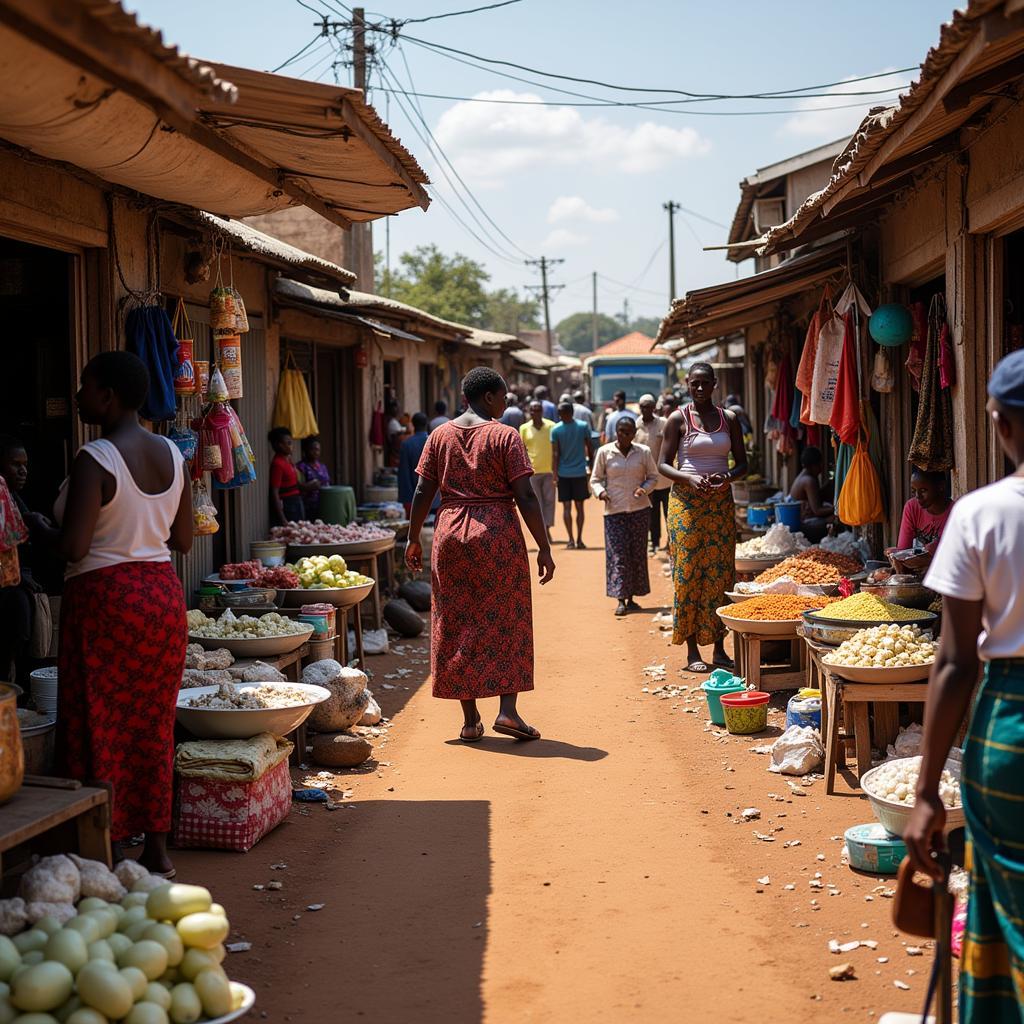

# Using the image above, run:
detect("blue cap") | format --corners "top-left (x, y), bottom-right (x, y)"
top-left (989, 349), bottom-right (1024, 407)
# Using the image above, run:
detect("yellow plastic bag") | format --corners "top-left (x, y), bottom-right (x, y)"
top-left (837, 433), bottom-right (885, 527)
top-left (272, 356), bottom-right (318, 439)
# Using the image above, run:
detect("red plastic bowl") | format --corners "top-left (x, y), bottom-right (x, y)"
top-left (720, 690), bottom-right (770, 708)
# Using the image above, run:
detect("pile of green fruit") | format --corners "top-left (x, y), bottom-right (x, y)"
top-left (0, 884), bottom-right (249, 1024)
top-left (289, 555), bottom-right (372, 590)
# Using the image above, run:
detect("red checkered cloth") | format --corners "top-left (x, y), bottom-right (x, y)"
top-left (172, 757), bottom-right (292, 852)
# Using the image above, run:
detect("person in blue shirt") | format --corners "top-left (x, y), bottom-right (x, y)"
top-left (398, 413), bottom-right (439, 516)
top-left (551, 401), bottom-right (593, 549)
top-left (602, 389), bottom-right (638, 442)
top-left (534, 384), bottom-right (557, 421)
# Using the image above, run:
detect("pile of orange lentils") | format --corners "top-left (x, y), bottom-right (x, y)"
top-left (726, 594), bottom-right (836, 621)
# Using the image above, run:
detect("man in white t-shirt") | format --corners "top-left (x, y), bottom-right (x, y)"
top-left (905, 349), bottom-right (1024, 1024)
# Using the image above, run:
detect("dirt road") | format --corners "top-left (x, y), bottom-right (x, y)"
top-left (177, 515), bottom-right (928, 1023)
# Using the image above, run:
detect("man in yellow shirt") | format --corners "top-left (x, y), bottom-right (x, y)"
top-left (520, 400), bottom-right (555, 543)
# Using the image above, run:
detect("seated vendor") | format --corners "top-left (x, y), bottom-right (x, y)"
top-left (789, 446), bottom-right (834, 541)
top-left (894, 468), bottom-right (952, 567)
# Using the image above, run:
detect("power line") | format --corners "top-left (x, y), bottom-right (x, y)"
top-left (270, 33), bottom-right (324, 73)
top-left (399, 0), bottom-right (523, 24)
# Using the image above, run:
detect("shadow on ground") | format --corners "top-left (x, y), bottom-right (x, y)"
top-left (174, 800), bottom-right (491, 1024)
top-left (444, 736), bottom-right (608, 761)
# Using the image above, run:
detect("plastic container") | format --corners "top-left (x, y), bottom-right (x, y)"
top-left (720, 690), bottom-right (770, 734)
top-left (700, 670), bottom-right (748, 726)
top-left (29, 667), bottom-right (58, 716)
top-left (298, 603), bottom-right (337, 640)
top-left (774, 501), bottom-right (802, 530)
top-left (844, 822), bottom-right (906, 874)
top-left (786, 692), bottom-right (822, 731)
top-left (747, 503), bottom-right (773, 527)
top-left (194, 587), bottom-right (221, 615)
top-left (250, 540), bottom-right (287, 566)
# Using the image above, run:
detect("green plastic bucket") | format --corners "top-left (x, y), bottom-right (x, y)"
top-left (700, 670), bottom-right (747, 726)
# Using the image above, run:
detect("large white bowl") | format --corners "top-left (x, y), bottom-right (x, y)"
top-left (176, 683), bottom-right (330, 739)
top-left (861, 751), bottom-right (966, 836)
top-left (287, 536), bottom-right (394, 559)
top-left (187, 625), bottom-right (314, 658)
top-left (717, 606), bottom-right (803, 637)
top-left (279, 580), bottom-right (375, 609)
top-left (735, 555), bottom-right (785, 573)
top-left (207, 984), bottom-right (256, 1023)
top-left (822, 661), bottom-right (934, 684)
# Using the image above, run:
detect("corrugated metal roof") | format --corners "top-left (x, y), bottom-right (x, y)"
top-left (511, 347), bottom-right (580, 371)
top-left (760, 0), bottom-right (1020, 254)
top-left (198, 213), bottom-right (356, 287)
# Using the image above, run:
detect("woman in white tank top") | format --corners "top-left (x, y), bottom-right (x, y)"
top-left (657, 363), bottom-right (747, 674)
top-left (51, 351), bottom-right (193, 877)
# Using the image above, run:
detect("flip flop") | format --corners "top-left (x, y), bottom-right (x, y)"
top-left (566, 540), bottom-right (576, 550)
top-left (685, 660), bottom-right (711, 674)
top-left (576, 541), bottom-right (587, 549)
top-left (493, 721), bottom-right (541, 741)
top-left (712, 656), bottom-right (734, 670)
top-left (145, 867), bottom-right (177, 880)
top-left (460, 721), bottom-right (485, 743)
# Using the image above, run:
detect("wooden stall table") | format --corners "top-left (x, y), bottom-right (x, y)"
top-left (723, 615), bottom-right (807, 693)
top-left (821, 664), bottom-right (929, 794)
top-left (0, 779), bottom-right (111, 877)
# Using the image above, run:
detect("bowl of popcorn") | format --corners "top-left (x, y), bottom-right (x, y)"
top-left (860, 751), bottom-right (965, 836)
top-left (822, 624), bottom-right (936, 683)
top-left (187, 608), bottom-right (314, 657)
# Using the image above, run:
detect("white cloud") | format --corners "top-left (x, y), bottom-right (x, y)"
top-left (540, 228), bottom-right (590, 249)
top-left (780, 70), bottom-right (908, 142)
top-left (547, 196), bottom-right (619, 225)
top-left (434, 90), bottom-right (711, 186)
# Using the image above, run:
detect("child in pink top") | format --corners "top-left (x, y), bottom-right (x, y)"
top-left (897, 468), bottom-right (952, 556)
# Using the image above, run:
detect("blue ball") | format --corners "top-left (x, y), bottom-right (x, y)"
top-left (869, 303), bottom-right (913, 347)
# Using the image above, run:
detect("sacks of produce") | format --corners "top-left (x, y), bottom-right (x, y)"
top-left (311, 731), bottom-right (372, 768)
top-left (302, 660), bottom-right (370, 732)
top-left (398, 580), bottom-right (431, 612)
top-left (359, 694), bottom-right (382, 726)
top-left (769, 725), bottom-right (824, 775)
top-left (384, 599), bottom-right (424, 638)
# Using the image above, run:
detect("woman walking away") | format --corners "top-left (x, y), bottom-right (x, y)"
top-left (405, 367), bottom-right (555, 743)
top-left (53, 351), bottom-right (192, 876)
top-left (660, 362), bottom-right (747, 673)
top-left (591, 416), bottom-right (658, 617)
top-left (904, 349), bottom-right (1024, 1024)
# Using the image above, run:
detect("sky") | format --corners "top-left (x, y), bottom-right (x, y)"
top-left (133, 0), bottom-right (956, 328)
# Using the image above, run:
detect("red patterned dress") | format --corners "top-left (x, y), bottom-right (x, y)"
top-left (416, 421), bottom-right (535, 700)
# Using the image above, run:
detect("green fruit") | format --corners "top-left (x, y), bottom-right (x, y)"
top-left (64, 1010), bottom-right (108, 1024)
top-left (118, 941), bottom-right (168, 982)
top-left (140, 926), bottom-right (183, 969)
top-left (0, 937), bottom-right (19, 982)
top-left (85, 942), bottom-right (113, 965)
top-left (145, 887), bottom-right (211, 926)
top-left (44, 931), bottom-right (88, 975)
top-left (10, 961), bottom-right (74, 1012)
top-left (168, 983), bottom-right (201, 1024)
top-left (142, 983), bottom-right (171, 1011)
top-left (75, 962), bottom-right (133, 1021)
top-left (119, 966), bottom-right (147, 1001)
top-left (13, 932), bottom-right (48, 956)
top-left (33, 918), bottom-right (64, 938)
top-left (193, 970), bottom-right (231, 1018)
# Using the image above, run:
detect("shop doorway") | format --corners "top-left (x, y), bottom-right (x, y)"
top-left (1003, 228), bottom-right (1024, 355)
top-left (0, 237), bottom-right (75, 518)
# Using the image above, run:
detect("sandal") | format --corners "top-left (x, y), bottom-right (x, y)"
top-left (712, 654), bottom-right (734, 669)
top-left (576, 540), bottom-right (587, 549)
top-left (685, 660), bottom-right (711, 674)
top-left (615, 601), bottom-right (628, 617)
top-left (460, 720), bottom-right (484, 743)
top-left (566, 540), bottom-right (576, 550)
top-left (493, 719), bottom-right (541, 741)
top-left (626, 599), bottom-right (642, 611)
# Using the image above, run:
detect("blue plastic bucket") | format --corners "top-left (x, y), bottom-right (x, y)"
top-left (747, 504), bottom-right (773, 527)
top-left (774, 501), bottom-right (802, 530)
top-left (786, 694), bottom-right (822, 731)
top-left (701, 670), bottom-right (748, 726)
top-left (845, 822), bottom-right (907, 874)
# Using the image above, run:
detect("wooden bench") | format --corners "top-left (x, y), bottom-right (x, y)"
top-left (730, 626), bottom-right (807, 692)
top-left (0, 778), bottom-right (111, 879)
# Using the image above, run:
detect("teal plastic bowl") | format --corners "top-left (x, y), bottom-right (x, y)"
top-left (845, 822), bottom-right (907, 875)
top-left (701, 670), bottom-right (747, 726)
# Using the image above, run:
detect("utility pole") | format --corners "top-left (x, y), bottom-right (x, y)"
top-left (525, 256), bottom-right (565, 355)
top-left (351, 8), bottom-right (373, 288)
top-left (352, 7), bottom-right (366, 89)
top-left (663, 200), bottom-right (680, 304)
top-left (591, 271), bottom-right (598, 351)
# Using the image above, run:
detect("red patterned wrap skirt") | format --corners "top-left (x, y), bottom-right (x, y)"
top-left (57, 561), bottom-right (187, 840)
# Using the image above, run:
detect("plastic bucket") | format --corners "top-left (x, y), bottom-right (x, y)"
top-left (298, 603), bottom-right (337, 640)
top-left (30, 667), bottom-right (58, 716)
top-left (786, 693), bottom-right (822, 731)
top-left (747, 503), bottom-right (773, 527)
top-left (774, 501), bottom-right (802, 530)
top-left (844, 822), bottom-right (906, 875)
top-left (251, 541), bottom-right (287, 567)
top-left (700, 670), bottom-right (748, 726)
top-left (721, 690), bottom-right (770, 734)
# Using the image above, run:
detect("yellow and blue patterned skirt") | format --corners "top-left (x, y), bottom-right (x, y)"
top-left (667, 484), bottom-right (735, 647)
top-left (960, 659), bottom-right (1024, 1023)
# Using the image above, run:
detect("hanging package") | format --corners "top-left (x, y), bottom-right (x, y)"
top-left (213, 405), bottom-right (257, 490)
top-left (871, 348), bottom-right (895, 393)
top-left (272, 356), bottom-right (319, 439)
top-left (908, 294), bottom-right (954, 472)
top-left (171, 299), bottom-right (196, 397)
top-left (837, 429), bottom-right (885, 527)
top-left (192, 480), bottom-right (219, 535)
top-left (193, 360), bottom-right (210, 397)
top-left (216, 334), bottom-right (243, 400)
top-left (125, 305), bottom-right (178, 422)
top-left (198, 405), bottom-right (234, 481)
top-left (208, 365), bottom-right (230, 404)
top-left (809, 312), bottom-right (845, 425)
top-left (210, 286), bottom-right (236, 331)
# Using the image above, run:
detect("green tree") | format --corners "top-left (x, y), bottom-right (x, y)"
top-left (374, 245), bottom-right (538, 332)
top-left (554, 311), bottom-right (622, 354)
top-left (629, 316), bottom-right (662, 338)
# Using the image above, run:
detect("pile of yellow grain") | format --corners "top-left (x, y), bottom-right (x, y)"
top-left (808, 592), bottom-right (931, 623)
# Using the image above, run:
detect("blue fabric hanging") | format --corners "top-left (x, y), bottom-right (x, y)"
top-left (125, 305), bottom-right (179, 422)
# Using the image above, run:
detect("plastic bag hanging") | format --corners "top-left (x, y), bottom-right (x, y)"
top-left (212, 405), bottom-right (257, 490)
top-left (837, 427), bottom-right (885, 527)
top-left (272, 354), bottom-right (318, 438)
top-left (871, 348), bottom-right (895, 393)
top-left (207, 365), bottom-right (230, 403)
top-left (168, 405), bottom-right (198, 462)
top-left (192, 480), bottom-right (219, 535)
top-left (227, 246), bottom-right (249, 334)
top-left (171, 298), bottom-right (196, 397)
top-left (197, 404), bottom-right (234, 483)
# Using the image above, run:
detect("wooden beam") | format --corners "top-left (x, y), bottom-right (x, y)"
top-left (0, 0), bottom-right (211, 127)
top-left (942, 52), bottom-right (1024, 111)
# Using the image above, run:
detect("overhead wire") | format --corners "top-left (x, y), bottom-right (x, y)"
top-left (398, 0), bottom-right (523, 24)
top-left (270, 33), bottom-right (325, 73)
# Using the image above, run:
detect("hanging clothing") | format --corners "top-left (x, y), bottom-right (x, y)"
top-left (58, 561), bottom-right (186, 840)
top-left (796, 289), bottom-right (831, 426)
top-left (908, 294), bottom-right (954, 472)
top-left (905, 301), bottom-right (928, 391)
top-left (830, 311), bottom-right (861, 446)
top-left (416, 422), bottom-right (535, 701)
top-left (125, 306), bottom-right (179, 423)
top-left (809, 313), bottom-right (845, 425)
top-left (769, 353), bottom-right (797, 455)
top-left (603, 509), bottom-right (651, 599)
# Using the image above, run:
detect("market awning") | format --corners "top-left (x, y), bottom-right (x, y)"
top-left (0, 0), bottom-right (428, 230)
top-left (760, 0), bottom-right (1024, 255)
top-left (656, 243), bottom-right (846, 347)
top-left (511, 347), bottom-right (581, 372)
